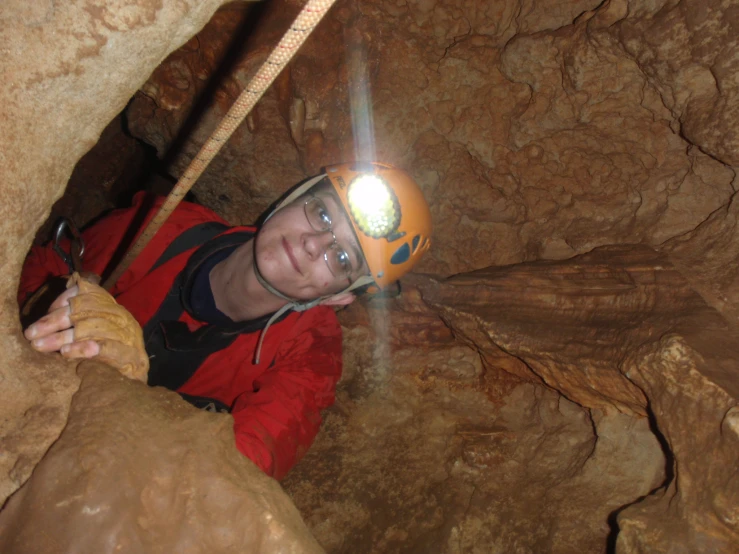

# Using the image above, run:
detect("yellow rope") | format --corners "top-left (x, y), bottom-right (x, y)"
top-left (103, 0), bottom-right (338, 290)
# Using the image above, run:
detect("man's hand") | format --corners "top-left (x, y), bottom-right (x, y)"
top-left (25, 283), bottom-right (88, 353)
top-left (24, 273), bottom-right (149, 382)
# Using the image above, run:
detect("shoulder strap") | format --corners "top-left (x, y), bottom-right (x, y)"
top-left (149, 221), bottom-right (229, 274)
top-left (142, 220), bottom-right (231, 366)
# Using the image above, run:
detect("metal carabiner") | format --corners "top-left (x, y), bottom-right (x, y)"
top-left (52, 217), bottom-right (85, 274)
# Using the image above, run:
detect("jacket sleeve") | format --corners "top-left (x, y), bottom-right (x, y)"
top-left (17, 243), bottom-right (71, 307)
top-left (230, 309), bottom-right (343, 480)
top-left (18, 192), bottom-right (230, 306)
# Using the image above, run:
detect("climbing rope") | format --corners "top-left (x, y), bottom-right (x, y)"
top-left (103, 0), bottom-right (338, 290)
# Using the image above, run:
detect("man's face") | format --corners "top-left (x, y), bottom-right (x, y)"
top-left (254, 188), bottom-right (367, 301)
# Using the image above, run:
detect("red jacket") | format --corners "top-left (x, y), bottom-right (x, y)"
top-left (18, 193), bottom-right (342, 480)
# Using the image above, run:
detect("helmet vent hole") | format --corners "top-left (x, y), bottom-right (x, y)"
top-left (411, 234), bottom-right (420, 253)
top-left (390, 243), bottom-right (411, 265)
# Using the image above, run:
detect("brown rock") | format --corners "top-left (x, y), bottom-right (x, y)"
top-left (600, 0), bottom-right (739, 167)
top-left (0, 349), bottom-right (79, 506)
top-left (415, 245), bottom-right (734, 413)
top-left (128, 0), bottom-right (735, 283)
top-left (661, 196), bottom-right (739, 330)
top-left (32, 115), bottom-right (147, 246)
top-left (2, 4), bottom-right (325, 552)
top-left (0, 361), bottom-right (324, 554)
top-left (617, 336), bottom-right (739, 552)
top-left (409, 245), bottom-right (739, 551)
top-left (0, 0), bottom-right (234, 507)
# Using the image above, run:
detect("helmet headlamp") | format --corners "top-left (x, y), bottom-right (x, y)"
top-left (346, 174), bottom-right (400, 239)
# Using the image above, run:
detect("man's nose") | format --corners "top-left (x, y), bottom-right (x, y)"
top-left (303, 230), bottom-right (335, 259)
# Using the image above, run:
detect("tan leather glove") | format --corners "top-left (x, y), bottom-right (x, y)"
top-left (67, 273), bottom-right (149, 383)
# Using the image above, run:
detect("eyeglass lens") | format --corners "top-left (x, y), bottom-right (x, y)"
top-left (304, 196), bottom-right (353, 279)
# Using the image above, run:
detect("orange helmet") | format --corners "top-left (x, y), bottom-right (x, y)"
top-left (324, 162), bottom-right (432, 289)
top-left (253, 162), bottom-right (432, 364)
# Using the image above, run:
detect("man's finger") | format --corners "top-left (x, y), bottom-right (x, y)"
top-left (30, 328), bottom-right (74, 353)
top-left (60, 340), bottom-right (100, 359)
top-left (24, 305), bottom-right (72, 341)
top-left (49, 285), bottom-right (79, 312)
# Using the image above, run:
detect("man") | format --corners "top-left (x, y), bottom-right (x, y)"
top-left (19, 162), bottom-right (432, 479)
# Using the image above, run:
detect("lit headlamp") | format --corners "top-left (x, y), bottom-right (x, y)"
top-left (346, 174), bottom-right (400, 239)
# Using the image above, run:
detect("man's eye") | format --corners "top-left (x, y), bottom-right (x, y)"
top-left (336, 249), bottom-right (352, 269)
top-left (318, 206), bottom-right (332, 227)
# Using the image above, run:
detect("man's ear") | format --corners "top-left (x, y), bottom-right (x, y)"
top-left (320, 292), bottom-right (356, 307)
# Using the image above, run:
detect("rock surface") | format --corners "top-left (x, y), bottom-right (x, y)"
top-left (661, 196), bottom-right (739, 330)
top-left (1, 1), bottom-right (324, 552)
top-left (616, 336), bottom-right (739, 553)
top-left (128, 0), bottom-right (736, 287)
top-left (415, 245), bottom-right (737, 413)
top-left (0, 0), bottom-right (235, 503)
top-left (0, 361), bottom-right (324, 554)
top-left (283, 333), bottom-right (665, 552)
top-left (30, 115), bottom-right (150, 247)
top-left (2, 0), bottom-right (738, 552)
top-left (277, 245), bottom-right (738, 552)
top-left (408, 245), bottom-right (739, 552)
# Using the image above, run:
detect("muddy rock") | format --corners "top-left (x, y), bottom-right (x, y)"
top-left (1, 2), bottom-right (323, 552)
top-left (0, 361), bottom-right (324, 554)
top-left (2, 0), bottom-right (739, 552)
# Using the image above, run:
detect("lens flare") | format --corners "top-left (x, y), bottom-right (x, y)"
top-left (345, 26), bottom-right (390, 379)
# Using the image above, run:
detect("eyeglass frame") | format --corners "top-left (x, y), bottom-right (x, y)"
top-left (303, 194), bottom-right (356, 281)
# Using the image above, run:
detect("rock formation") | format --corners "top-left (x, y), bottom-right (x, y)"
top-left (280, 246), bottom-right (738, 552)
top-left (1, 0), bottom-right (737, 552)
top-left (127, 0), bottom-right (737, 278)
top-left (0, 362), bottom-right (323, 554)
top-left (1, 0), bottom-right (324, 552)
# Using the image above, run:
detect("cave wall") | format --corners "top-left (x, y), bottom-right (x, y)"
top-left (1, 0), bottom-right (738, 552)
top-left (412, 246), bottom-right (739, 550)
top-left (127, 1), bottom-right (737, 303)
top-left (0, 0), bottom-right (331, 552)
top-left (120, 0), bottom-right (739, 550)
top-left (0, 0), bottom-right (238, 505)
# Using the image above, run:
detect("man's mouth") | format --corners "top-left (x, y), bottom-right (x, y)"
top-left (282, 238), bottom-right (302, 275)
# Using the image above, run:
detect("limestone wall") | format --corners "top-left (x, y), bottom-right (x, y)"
top-left (0, 2), bottom-right (324, 552)
top-left (1, 0), bottom-right (737, 552)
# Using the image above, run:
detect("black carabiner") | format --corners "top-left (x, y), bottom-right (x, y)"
top-left (52, 217), bottom-right (85, 274)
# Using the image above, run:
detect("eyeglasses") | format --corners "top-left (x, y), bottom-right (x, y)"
top-left (304, 195), bottom-right (354, 281)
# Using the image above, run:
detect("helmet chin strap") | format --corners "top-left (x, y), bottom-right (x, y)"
top-left (251, 255), bottom-right (375, 365)
top-left (251, 250), bottom-right (322, 365)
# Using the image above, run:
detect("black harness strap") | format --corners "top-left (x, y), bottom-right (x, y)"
top-left (141, 221), bottom-right (229, 344)
top-left (140, 222), bottom-right (288, 412)
top-left (150, 221), bottom-right (231, 273)
top-left (141, 221), bottom-right (232, 407)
